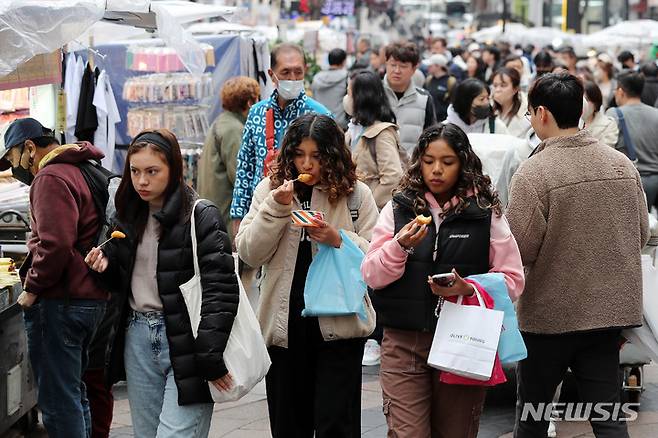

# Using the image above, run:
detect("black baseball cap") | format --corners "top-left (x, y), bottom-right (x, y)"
top-left (0, 118), bottom-right (54, 171)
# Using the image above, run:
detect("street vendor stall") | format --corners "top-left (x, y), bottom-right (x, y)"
top-left (0, 265), bottom-right (37, 436)
top-left (0, 1), bottom-right (243, 434)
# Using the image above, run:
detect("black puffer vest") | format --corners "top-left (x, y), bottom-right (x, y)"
top-left (103, 186), bottom-right (239, 405)
top-left (371, 191), bottom-right (491, 332)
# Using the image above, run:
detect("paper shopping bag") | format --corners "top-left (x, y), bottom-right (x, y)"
top-left (428, 287), bottom-right (504, 381)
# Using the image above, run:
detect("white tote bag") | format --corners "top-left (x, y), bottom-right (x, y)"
top-left (621, 250), bottom-right (658, 363)
top-left (641, 252), bottom-right (658, 339)
top-left (180, 199), bottom-right (271, 402)
top-left (427, 287), bottom-right (504, 381)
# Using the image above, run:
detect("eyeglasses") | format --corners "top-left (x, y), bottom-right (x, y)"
top-left (386, 61), bottom-right (413, 72)
top-left (524, 110), bottom-right (532, 121)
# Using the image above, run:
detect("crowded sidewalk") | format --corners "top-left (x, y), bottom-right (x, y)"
top-left (5, 363), bottom-right (658, 437)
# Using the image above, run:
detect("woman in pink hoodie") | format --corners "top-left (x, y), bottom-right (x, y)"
top-left (361, 123), bottom-right (524, 437)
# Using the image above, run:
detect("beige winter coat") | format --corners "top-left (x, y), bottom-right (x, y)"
top-left (585, 110), bottom-right (619, 149)
top-left (346, 122), bottom-right (404, 210)
top-left (235, 178), bottom-right (378, 348)
top-left (507, 130), bottom-right (649, 335)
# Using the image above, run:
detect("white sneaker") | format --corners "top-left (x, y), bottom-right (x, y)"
top-left (547, 419), bottom-right (557, 437)
top-left (362, 339), bottom-right (381, 366)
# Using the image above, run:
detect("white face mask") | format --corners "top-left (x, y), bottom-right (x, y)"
top-left (582, 99), bottom-right (594, 123)
top-left (342, 94), bottom-right (354, 117)
top-left (274, 73), bottom-right (304, 101)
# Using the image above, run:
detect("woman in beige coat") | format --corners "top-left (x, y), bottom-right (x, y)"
top-left (344, 70), bottom-right (404, 211)
top-left (236, 114), bottom-right (378, 438)
top-left (582, 81), bottom-right (619, 148)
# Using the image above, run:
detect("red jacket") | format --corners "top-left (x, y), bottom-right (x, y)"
top-left (22, 142), bottom-right (108, 301)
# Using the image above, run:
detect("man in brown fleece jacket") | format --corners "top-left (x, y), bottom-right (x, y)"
top-left (0, 118), bottom-right (108, 438)
top-left (507, 74), bottom-right (649, 438)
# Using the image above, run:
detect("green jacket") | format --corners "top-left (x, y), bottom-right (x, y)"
top-left (198, 111), bottom-right (246, 242)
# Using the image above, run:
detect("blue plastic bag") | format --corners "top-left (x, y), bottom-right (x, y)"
top-left (302, 230), bottom-right (368, 321)
top-left (467, 273), bottom-right (527, 363)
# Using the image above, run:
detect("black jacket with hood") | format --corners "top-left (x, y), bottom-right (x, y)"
top-left (102, 185), bottom-right (239, 405)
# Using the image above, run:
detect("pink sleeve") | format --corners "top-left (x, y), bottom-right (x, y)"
top-left (361, 201), bottom-right (409, 289)
top-left (489, 214), bottom-right (525, 302)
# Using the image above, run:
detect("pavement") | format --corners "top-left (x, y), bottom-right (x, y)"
top-left (5, 363), bottom-right (658, 438)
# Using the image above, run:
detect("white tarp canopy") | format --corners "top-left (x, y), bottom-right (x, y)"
top-left (471, 23), bottom-right (583, 53)
top-left (471, 22), bottom-right (530, 42)
top-left (582, 20), bottom-right (658, 52)
top-left (0, 0), bottom-right (105, 76)
top-left (0, 0), bottom-right (234, 77)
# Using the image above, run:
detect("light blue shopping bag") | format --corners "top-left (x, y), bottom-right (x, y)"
top-left (302, 230), bottom-right (368, 320)
top-left (467, 273), bottom-right (527, 363)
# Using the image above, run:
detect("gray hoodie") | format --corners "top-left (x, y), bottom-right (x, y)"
top-left (311, 68), bottom-right (348, 128)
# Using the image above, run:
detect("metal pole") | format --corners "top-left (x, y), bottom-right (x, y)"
top-left (503, 0), bottom-right (508, 33)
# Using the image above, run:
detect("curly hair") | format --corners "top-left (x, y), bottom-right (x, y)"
top-left (270, 114), bottom-right (357, 203)
top-left (221, 76), bottom-right (260, 113)
top-left (395, 123), bottom-right (502, 218)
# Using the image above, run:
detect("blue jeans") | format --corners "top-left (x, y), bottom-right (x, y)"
top-left (23, 298), bottom-right (106, 438)
top-left (124, 310), bottom-right (213, 438)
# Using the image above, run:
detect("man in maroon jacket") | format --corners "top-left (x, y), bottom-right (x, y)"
top-left (0, 118), bottom-right (108, 438)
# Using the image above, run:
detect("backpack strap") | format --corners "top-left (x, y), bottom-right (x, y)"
top-left (614, 107), bottom-right (638, 162)
top-left (265, 108), bottom-right (275, 150)
top-left (347, 185), bottom-right (363, 226)
top-left (263, 108), bottom-right (277, 176)
top-left (488, 116), bottom-right (496, 134)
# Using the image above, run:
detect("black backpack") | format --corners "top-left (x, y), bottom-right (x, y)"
top-left (77, 160), bottom-right (121, 253)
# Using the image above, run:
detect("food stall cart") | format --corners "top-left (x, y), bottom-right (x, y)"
top-left (0, 268), bottom-right (37, 435)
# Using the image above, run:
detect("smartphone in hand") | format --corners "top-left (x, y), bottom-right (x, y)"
top-left (431, 273), bottom-right (456, 287)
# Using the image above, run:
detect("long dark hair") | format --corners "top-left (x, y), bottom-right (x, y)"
top-left (492, 67), bottom-right (522, 123)
top-left (115, 129), bottom-right (186, 239)
top-left (395, 123), bottom-right (502, 218)
top-left (351, 70), bottom-right (396, 127)
top-left (452, 78), bottom-right (489, 124)
top-left (467, 56), bottom-right (487, 82)
top-left (584, 80), bottom-right (603, 114)
top-left (270, 114), bottom-right (357, 203)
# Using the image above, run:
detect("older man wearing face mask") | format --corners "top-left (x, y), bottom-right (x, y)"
top-left (230, 43), bottom-right (331, 228)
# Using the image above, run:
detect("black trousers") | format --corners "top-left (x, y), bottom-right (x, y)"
top-left (367, 289), bottom-right (383, 343)
top-left (265, 315), bottom-right (366, 438)
top-left (514, 330), bottom-right (629, 438)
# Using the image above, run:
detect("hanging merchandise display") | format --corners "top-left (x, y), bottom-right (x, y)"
top-left (94, 70), bottom-right (121, 170)
top-left (61, 34), bottom-right (265, 184)
top-left (122, 73), bottom-right (213, 103)
top-left (181, 143), bottom-right (202, 189)
top-left (126, 106), bottom-right (209, 142)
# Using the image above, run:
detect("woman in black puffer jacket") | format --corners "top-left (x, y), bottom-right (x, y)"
top-left (86, 129), bottom-right (239, 438)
